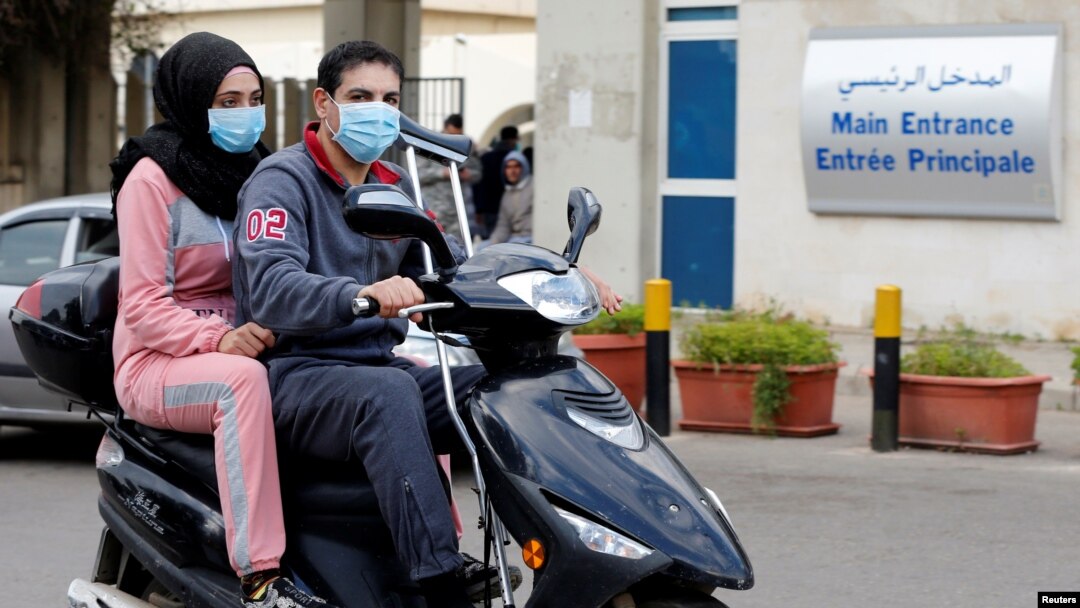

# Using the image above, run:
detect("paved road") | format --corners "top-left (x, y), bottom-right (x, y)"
top-left (0, 425), bottom-right (104, 607)
top-left (668, 396), bottom-right (1080, 607)
top-left (4, 393), bottom-right (1080, 607)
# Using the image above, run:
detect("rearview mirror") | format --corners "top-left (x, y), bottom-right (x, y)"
top-left (342, 184), bottom-right (458, 279)
top-left (562, 187), bottom-right (602, 264)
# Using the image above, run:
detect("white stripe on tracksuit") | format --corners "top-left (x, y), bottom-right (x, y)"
top-left (164, 381), bottom-right (252, 571)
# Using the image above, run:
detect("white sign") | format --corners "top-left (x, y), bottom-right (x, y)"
top-left (801, 24), bottom-right (1063, 220)
top-left (569, 89), bottom-right (592, 128)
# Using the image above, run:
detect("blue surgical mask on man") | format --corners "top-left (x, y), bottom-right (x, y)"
top-left (324, 98), bottom-right (401, 164)
top-left (207, 105), bottom-right (266, 153)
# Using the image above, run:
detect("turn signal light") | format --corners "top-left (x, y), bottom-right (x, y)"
top-left (522, 538), bottom-right (546, 570)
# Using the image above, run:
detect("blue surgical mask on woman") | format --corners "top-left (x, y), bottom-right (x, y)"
top-left (207, 105), bottom-right (266, 153)
top-left (325, 98), bottom-right (401, 164)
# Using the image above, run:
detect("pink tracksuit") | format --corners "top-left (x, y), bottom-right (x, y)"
top-left (113, 157), bottom-right (283, 577)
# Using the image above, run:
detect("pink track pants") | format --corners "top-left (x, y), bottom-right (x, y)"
top-left (119, 351), bottom-right (284, 577)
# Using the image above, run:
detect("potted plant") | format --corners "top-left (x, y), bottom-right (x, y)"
top-left (574, 303), bottom-right (647, 414)
top-left (674, 310), bottom-right (843, 436)
top-left (887, 328), bottom-right (1050, 455)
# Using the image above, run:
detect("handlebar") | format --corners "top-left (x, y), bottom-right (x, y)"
top-left (352, 298), bottom-right (455, 319)
top-left (351, 297), bottom-right (380, 317)
top-left (397, 302), bottom-right (455, 318)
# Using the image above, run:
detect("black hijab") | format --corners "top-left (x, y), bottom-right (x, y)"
top-left (110, 32), bottom-right (271, 220)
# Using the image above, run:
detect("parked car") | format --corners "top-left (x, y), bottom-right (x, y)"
top-left (0, 192), bottom-right (117, 428)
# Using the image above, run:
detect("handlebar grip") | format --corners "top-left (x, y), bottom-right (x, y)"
top-left (352, 296), bottom-right (380, 317)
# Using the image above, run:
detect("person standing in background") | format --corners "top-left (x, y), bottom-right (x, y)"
top-left (473, 125), bottom-right (518, 239)
top-left (484, 150), bottom-right (532, 246)
top-left (416, 114), bottom-right (482, 243)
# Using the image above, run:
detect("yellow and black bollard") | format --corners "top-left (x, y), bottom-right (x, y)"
top-left (871, 285), bottom-right (902, 452)
top-left (645, 279), bottom-right (672, 436)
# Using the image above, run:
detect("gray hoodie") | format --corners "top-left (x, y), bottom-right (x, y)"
top-left (489, 150), bottom-right (533, 244)
top-left (233, 126), bottom-right (462, 365)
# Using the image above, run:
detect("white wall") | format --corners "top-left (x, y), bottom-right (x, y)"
top-left (150, 3), bottom-right (324, 80)
top-left (419, 33), bottom-right (536, 145)
top-left (736, 0), bottom-right (1080, 339)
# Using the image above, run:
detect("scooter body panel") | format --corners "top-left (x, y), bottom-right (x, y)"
top-left (96, 442), bottom-right (241, 607)
top-left (468, 355), bottom-right (754, 601)
top-left (97, 426), bottom-right (422, 608)
top-left (478, 468), bottom-right (675, 608)
top-left (97, 431), bottom-right (232, 574)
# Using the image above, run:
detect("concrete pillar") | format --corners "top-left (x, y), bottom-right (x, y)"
top-left (637, 1), bottom-right (661, 293)
top-left (0, 74), bottom-right (26, 211)
top-left (262, 79), bottom-right (279, 151)
top-left (323, 0), bottom-right (420, 78)
top-left (67, 62), bottom-right (117, 195)
top-left (25, 52), bottom-right (67, 203)
top-left (535, 0), bottom-right (657, 302)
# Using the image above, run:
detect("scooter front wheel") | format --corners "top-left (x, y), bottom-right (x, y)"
top-left (632, 587), bottom-right (731, 608)
top-left (636, 600), bottom-right (729, 608)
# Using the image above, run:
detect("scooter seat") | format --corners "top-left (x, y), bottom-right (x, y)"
top-left (130, 423), bottom-right (380, 517)
top-left (132, 423), bottom-right (217, 487)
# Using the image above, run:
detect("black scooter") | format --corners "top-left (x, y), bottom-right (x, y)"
top-left (10, 118), bottom-right (752, 608)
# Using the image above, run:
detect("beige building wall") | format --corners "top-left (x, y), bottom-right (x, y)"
top-left (736, 0), bottom-right (1080, 339)
top-left (537, 0), bottom-right (1080, 339)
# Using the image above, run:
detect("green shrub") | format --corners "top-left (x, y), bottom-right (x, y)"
top-left (574, 303), bottom-right (645, 336)
top-left (680, 310), bottom-right (838, 432)
top-left (1072, 346), bottom-right (1080, 381)
top-left (901, 334), bottom-right (1030, 378)
top-left (680, 311), bottom-right (838, 366)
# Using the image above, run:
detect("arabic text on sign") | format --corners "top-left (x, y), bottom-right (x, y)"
top-left (837, 65), bottom-right (1013, 96)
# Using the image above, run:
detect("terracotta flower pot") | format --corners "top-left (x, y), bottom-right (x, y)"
top-left (890, 373), bottom-right (1049, 455)
top-left (674, 360), bottom-right (843, 437)
top-left (576, 333), bottom-right (646, 414)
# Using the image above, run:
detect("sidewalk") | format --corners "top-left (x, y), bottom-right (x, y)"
top-left (669, 314), bottom-right (1079, 411)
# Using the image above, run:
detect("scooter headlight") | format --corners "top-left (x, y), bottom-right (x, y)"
top-left (566, 409), bottom-right (644, 450)
top-left (553, 506), bottom-right (653, 560)
top-left (96, 433), bottom-right (124, 468)
top-left (498, 269), bottom-right (600, 325)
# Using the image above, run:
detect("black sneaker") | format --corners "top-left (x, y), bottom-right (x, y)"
top-left (460, 552), bottom-right (523, 603)
top-left (242, 576), bottom-right (339, 608)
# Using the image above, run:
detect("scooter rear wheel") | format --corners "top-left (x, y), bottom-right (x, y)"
top-left (141, 578), bottom-right (185, 608)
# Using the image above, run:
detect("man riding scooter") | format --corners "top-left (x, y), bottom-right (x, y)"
top-left (233, 39), bottom-right (620, 607)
